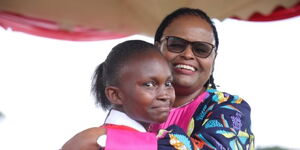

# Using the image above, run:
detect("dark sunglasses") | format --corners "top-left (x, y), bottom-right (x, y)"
top-left (161, 36), bottom-right (215, 58)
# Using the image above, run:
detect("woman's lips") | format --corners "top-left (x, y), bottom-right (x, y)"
top-left (173, 63), bottom-right (197, 75)
top-left (174, 64), bottom-right (196, 71)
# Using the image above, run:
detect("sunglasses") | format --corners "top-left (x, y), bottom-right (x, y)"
top-left (161, 36), bottom-right (215, 58)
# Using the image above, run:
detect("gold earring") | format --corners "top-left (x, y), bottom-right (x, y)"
top-left (208, 83), bottom-right (212, 89)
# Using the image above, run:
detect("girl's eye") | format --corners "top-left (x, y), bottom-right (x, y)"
top-left (144, 81), bottom-right (155, 87)
top-left (165, 80), bottom-right (173, 87)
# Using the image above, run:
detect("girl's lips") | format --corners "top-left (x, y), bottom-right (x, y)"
top-left (153, 106), bottom-right (171, 112)
top-left (152, 102), bottom-right (171, 111)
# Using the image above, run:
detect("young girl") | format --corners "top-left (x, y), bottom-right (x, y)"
top-left (62, 40), bottom-right (191, 150)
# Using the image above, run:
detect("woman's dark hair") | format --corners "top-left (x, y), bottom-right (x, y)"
top-left (92, 40), bottom-right (160, 111)
top-left (154, 7), bottom-right (219, 89)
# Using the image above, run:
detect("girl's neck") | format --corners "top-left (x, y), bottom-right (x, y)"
top-left (108, 108), bottom-right (148, 131)
top-left (139, 122), bottom-right (150, 130)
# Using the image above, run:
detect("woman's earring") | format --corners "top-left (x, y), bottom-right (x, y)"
top-left (207, 75), bottom-right (214, 89)
top-left (208, 83), bottom-right (212, 88)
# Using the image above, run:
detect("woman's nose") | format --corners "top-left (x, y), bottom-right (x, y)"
top-left (181, 45), bottom-right (195, 59)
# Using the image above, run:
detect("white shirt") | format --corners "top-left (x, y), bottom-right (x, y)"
top-left (97, 109), bottom-right (146, 147)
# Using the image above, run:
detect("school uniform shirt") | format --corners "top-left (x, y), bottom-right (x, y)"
top-left (97, 109), bottom-right (157, 150)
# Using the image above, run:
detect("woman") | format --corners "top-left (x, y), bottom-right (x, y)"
top-left (150, 7), bottom-right (254, 150)
top-left (61, 7), bottom-right (254, 150)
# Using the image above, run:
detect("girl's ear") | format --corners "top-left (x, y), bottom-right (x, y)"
top-left (105, 86), bottom-right (123, 105)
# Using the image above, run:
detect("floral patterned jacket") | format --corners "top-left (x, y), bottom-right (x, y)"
top-left (157, 88), bottom-right (255, 150)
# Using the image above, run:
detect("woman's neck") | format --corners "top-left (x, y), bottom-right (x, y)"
top-left (173, 86), bottom-right (205, 107)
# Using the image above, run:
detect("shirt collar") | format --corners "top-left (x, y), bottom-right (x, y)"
top-left (104, 109), bottom-right (146, 132)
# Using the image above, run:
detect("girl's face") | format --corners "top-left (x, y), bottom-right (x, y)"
top-left (116, 51), bottom-right (175, 126)
top-left (158, 15), bottom-right (216, 97)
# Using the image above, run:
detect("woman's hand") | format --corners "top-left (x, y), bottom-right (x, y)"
top-left (61, 127), bottom-right (106, 150)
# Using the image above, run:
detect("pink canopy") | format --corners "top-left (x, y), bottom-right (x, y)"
top-left (0, 0), bottom-right (299, 41)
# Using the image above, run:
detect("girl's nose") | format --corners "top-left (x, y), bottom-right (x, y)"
top-left (157, 86), bottom-right (174, 102)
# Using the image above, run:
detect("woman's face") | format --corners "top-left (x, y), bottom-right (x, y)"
top-left (158, 15), bottom-right (216, 96)
top-left (116, 51), bottom-right (175, 125)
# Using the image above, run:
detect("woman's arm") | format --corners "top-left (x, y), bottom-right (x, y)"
top-left (61, 127), bottom-right (106, 150)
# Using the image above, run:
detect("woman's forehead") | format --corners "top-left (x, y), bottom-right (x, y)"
top-left (163, 16), bottom-right (214, 43)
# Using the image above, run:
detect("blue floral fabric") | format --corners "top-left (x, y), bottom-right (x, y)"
top-left (157, 88), bottom-right (255, 150)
